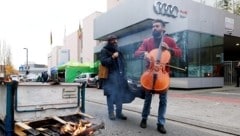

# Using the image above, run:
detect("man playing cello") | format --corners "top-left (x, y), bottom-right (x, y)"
top-left (134, 19), bottom-right (182, 134)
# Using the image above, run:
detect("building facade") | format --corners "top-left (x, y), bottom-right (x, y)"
top-left (107, 0), bottom-right (121, 10)
top-left (48, 46), bottom-right (62, 68)
top-left (63, 31), bottom-right (81, 63)
top-left (48, 30), bottom-right (82, 73)
top-left (19, 63), bottom-right (48, 76)
top-left (94, 0), bottom-right (240, 88)
top-left (47, 12), bottom-right (103, 75)
top-left (81, 12), bottom-right (102, 63)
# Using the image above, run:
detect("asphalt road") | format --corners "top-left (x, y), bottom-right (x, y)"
top-left (84, 87), bottom-right (237, 136)
top-left (85, 101), bottom-right (234, 136)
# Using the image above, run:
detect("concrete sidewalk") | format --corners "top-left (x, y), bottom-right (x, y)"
top-left (85, 86), bottom-right (240, 135)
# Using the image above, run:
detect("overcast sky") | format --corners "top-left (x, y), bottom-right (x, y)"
top-left (0, 0), bottom-right (106, 69)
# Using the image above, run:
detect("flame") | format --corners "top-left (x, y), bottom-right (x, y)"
top-left (60, 122), bottom-right (75, 134)
top-left (60, 119), bottom-right (93, 136)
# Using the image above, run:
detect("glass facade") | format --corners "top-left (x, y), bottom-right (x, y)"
top-left (116, 30), bottom-right (224, 81)
top-left (186, 31), bottom-right (223, 77)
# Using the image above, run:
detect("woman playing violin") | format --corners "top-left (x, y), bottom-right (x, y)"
top-left (134, 19), bottom-right (182, 134)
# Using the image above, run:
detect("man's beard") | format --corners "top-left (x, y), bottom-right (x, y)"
top-left (152, 30), bottom-right (162, 38)
top-left (109, 42), bottom-right (118, 50)
top-left (110, 41), bottom-right (117, 46)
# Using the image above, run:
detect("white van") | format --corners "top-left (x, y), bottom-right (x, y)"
top-left (10, 75), bottom-right (19, 81)
top-left (73, 72), bottom-right (97, 87)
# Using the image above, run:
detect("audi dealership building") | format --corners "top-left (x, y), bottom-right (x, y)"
top-left (94, 0), bottom-right (240, 89)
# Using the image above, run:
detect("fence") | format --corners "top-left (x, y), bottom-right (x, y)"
top-left (224, 61), bottom-right (239, 85)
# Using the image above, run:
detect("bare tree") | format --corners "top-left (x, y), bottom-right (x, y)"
top-left (0, 41), bottom-right (12, 65)
top-left (5, 47), bottom-right (12, 65)
top-left (216, 0), bottom-right (240, 15)
top-left (216, 0), bottom-right (233, 11)
top-left (234, 0), bottom-right (240, 15)
top-left (0, 40), bottom-right (13, 76)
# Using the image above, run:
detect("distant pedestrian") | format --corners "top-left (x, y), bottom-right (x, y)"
top-left (41, 71), bottom-right (49, 82)
top-left (235, 62), bottom-right (240, 87)
top-left (99, 35), bottom-right (127, 121)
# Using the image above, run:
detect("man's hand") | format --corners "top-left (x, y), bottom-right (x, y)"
top-left (144, 52), bottom-right (151, 68)
top-left (144, 52), bottom-right (150, 60)
top-left (161, 42), bottom-right (169, 50)
top-left (162, 42), bottom-right (174, 55)
top-left (112, 52), bottom-right (119, 59)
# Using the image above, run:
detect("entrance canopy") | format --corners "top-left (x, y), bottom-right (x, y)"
top-left (57, 61), bottom-right (94, 71)
top-left (57, 61), bottom-right (98, 82)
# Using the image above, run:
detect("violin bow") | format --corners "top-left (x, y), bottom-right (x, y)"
top-left (167, 64), bottom-right (187, 71)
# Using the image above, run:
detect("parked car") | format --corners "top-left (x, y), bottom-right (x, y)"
top-left (74, 73), bottom-right (97, 87)
top-left (25, 73), bottom-right (38, 82)
top-left (95, 75), bottom-right (103, 89)
top-left (18, 74), bottom-right (25, 82)
top-left (10, 75), bottom-right (19, 81)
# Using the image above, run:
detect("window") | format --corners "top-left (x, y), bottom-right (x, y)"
top-left (187, 31), bottom-right (223, 77)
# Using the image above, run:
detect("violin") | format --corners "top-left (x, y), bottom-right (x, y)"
top-left (140, 32), bottom-right (171, 93)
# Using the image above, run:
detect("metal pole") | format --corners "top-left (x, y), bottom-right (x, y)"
top-left (80, 82), bottom-right (85, 113)
top-left (23, 48), bottom-right (28, 74)
top-left (5, 81), bottom-right (18, 136)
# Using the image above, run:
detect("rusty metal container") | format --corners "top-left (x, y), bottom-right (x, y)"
top-left (0, 81), bottom-right (104, 136)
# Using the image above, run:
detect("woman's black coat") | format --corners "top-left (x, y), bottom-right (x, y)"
top-left (100, 43), bottom-right (140, 103)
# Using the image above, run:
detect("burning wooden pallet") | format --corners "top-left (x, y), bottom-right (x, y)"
top-left (14, 112), bottom-right (104, 136)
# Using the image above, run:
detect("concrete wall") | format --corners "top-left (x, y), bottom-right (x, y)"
top-left (171, 77), bottom-right (224, 89)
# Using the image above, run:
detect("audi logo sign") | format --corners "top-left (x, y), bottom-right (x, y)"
top-left (153, 1), bottom-right (179, 18)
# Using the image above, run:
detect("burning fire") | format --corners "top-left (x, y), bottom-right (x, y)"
top-left (60, 119), bottom-right (93, 136)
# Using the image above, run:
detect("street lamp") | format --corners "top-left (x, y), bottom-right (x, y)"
top-left (23, 48), bottom-right (28, 74)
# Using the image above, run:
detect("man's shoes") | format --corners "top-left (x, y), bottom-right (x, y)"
top-left (157, 124), bottom-right (167, 134)
top-left (109, 113), bottom-right (116, 120)
top-left (116, 114), bottom-right (127, 120)
top-left (140, 118), bottom-right (147, 128)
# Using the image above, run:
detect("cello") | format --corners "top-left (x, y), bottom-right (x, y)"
top-left (140, 32), bottom-right (171, 93)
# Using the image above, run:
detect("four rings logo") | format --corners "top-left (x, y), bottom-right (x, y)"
top-left (153, 1), bottom-right (179, 18)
